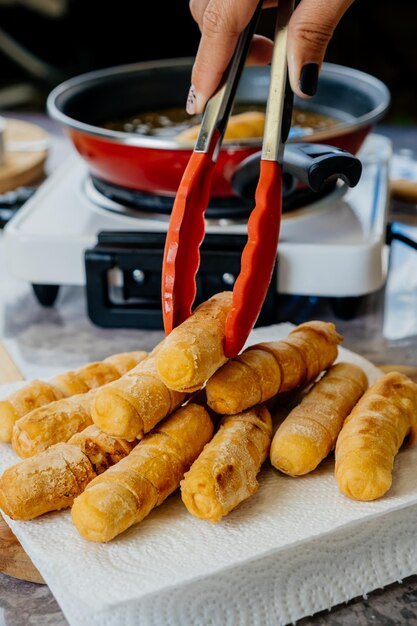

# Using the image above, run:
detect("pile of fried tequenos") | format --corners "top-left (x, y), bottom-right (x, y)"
top-left (0, 292), bottom-right (417, 543)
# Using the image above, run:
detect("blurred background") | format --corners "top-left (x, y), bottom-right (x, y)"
top-left (0, 0), bottom-right (416, 123)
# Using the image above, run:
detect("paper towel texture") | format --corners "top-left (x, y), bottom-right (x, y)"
top-left (1, 324), bottom-right (417, 626)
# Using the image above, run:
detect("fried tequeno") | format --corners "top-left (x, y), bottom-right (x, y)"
top-left (71, 404), bottom-right (213, 542)
top-left (50, 350), bottom-right (148, 396)
top-left (91, 357), bottom-right (186, 440)
top-left (335, 372), bottom-right (417, 501)
top-left (206, 321), bottom-right (342, 415)
top-left (155, 291), bottom-right (233, 393)
top-left (12, 392), bottom-right (96, 458)
top-left (0, 351), bottom-right (147, 443)
top-left (68, 425), bottom-right (136, 474)
top-left (0, 381), bottom-right (64, 443)
top-left (102, 351), bottom-right (148, 376)
top-left (270, 363), bottom-right (368, 476)
top-left (270, 321), bottom-right (342, 385)
top-left (0, 443), bottom-right (95, 520)
top-left (0, 427), bottom-right (136, 520)
top-left (10, 352), bottom-right (149, 456)
top-left (181, 405), bottom-right (272, 523)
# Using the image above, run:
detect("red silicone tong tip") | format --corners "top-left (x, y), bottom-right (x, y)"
top-left (162, 148), bottom-right (217, 334)
top-left (224, 160), bottom-right (283, 358)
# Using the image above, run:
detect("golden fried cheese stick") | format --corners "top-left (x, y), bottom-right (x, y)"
top-left (155, 291), bottom-right (233, 393)
top-left (270, 363), bottom-right (368, 476)
top-left (12, 392), bottom-right (97, 458)
top-left (0, 351), bottom-right (147, 443)
top-left (0, 444), bottom-right (95, 520)
top-left (51, 351), bottom-right (148, 395)
top-left (69, 425), bottom-right (135, 475)
top-left (206, 321), bottom-right (342, 415)
top-left (181, 405), bottom-right (272, 523)
top-left (91, 357), bottom-right (186, 440)
top-left (71, 404), bottom-right (213, 542)
top-left (0, 381), bottom-right (63, 444)
top-left (11, 354), bottom-right (147, 458)
top-left (0, 426), bottom-right (135, 520)
top-left (335, 372), bottom-right (417, 501)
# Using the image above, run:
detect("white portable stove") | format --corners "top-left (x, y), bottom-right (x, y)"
top-left (4, 134), bottom-right (391, 324)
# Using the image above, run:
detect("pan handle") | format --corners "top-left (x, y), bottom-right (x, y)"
top-left (231, 143), bottom-right (362, 199)
top-left (283, 143), bottom-right (362, 191)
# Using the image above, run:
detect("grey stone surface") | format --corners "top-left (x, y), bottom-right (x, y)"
top-left (0, 573), bottom-right (67, 626)
top-left (299, 576), bottom-right (417, 626)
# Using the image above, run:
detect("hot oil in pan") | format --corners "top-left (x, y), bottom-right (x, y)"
top-left (104, 107), bottom-right (203, 138)
top-left (103, 103), bottom-right (339, 139)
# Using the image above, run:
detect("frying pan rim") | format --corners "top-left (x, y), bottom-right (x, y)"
top-left (47, 58), bottom-right (390, 150)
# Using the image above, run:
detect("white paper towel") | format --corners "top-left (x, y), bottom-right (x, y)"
top-left (1, 323), bottom-right (417, 626)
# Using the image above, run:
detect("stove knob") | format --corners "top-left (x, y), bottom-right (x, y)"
top-left (132, 269), bottom-right (145, 285)
top-left (222, 273), bottom-right (235, 286)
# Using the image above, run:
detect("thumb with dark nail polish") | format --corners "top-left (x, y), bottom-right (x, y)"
top-left (299, 63), bottom-right (319, 97)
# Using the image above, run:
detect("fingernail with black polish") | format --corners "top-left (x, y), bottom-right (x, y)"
top-left (186, 85), bottom-right (197, 115)
top-left (299, 63), bottom-right (319, 96)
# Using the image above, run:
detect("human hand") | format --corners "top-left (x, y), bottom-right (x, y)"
top-left (186, 0), bottom-right (354, 114)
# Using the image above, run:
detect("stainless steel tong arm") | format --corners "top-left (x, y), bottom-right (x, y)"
top-left (262, 0), bottom-right (295, 163)
top-left (194, 0), bottom-right (295, 163)
top-left (195, 1), bottom-right (263, 156)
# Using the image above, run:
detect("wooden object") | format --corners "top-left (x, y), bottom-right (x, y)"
top-left (390, 179), bottom-right (417, 205)
top-left (0, 118), bottom-right (48, 193)
top-left (0, 519), bottom-right (44, 584)
top-left (0, 341), bottom-right (44, 584)
top-left (0, 342), bottom-right (23, 384)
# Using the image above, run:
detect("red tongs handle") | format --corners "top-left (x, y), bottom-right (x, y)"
top-left (224, 0), bottom-right (293, 356)
top-left (224, 160), bottom-right (282, 357)
top-left (162, 4), bottom-right (261, 335)
top-left (162, 143), bottom-right (218, 333)
top-left (162, 0), bottom-right (292, 352)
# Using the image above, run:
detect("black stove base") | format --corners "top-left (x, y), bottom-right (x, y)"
top-left (84, 231), bottom-right (278, 329)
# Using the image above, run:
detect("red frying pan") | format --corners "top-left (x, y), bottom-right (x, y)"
top-left (47, 60), bottom-right (390, 201)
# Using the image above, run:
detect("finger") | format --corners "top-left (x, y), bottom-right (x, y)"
top-left (190, 0), bottom-right (276, 32)
top-left (189, 0), bottom-right (210, 29)
top-left (187, 0), bottom-right (262, 114)
top-left (187, 1), bottom-right (275, 112)
top-left (287, 0), bottom-right (354, 99)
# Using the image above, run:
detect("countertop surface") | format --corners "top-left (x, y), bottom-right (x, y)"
top-left (1, 115), bottom-right (417, 625)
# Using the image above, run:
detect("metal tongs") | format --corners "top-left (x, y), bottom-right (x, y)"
top-left (162, 0), bottom-right (295, 357)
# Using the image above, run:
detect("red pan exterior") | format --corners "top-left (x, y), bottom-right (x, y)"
top-left (69, 124), bottom-right (372, 198)
top-left (69, 129), bottom-right (259, 197)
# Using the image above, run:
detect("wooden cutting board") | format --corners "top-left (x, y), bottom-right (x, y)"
top-left (0, 342), bottom-right (44, 584)
top-left (0, 342), bottom-right (416, 585)
top-left (0, 118), bottom-right (48, 194)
